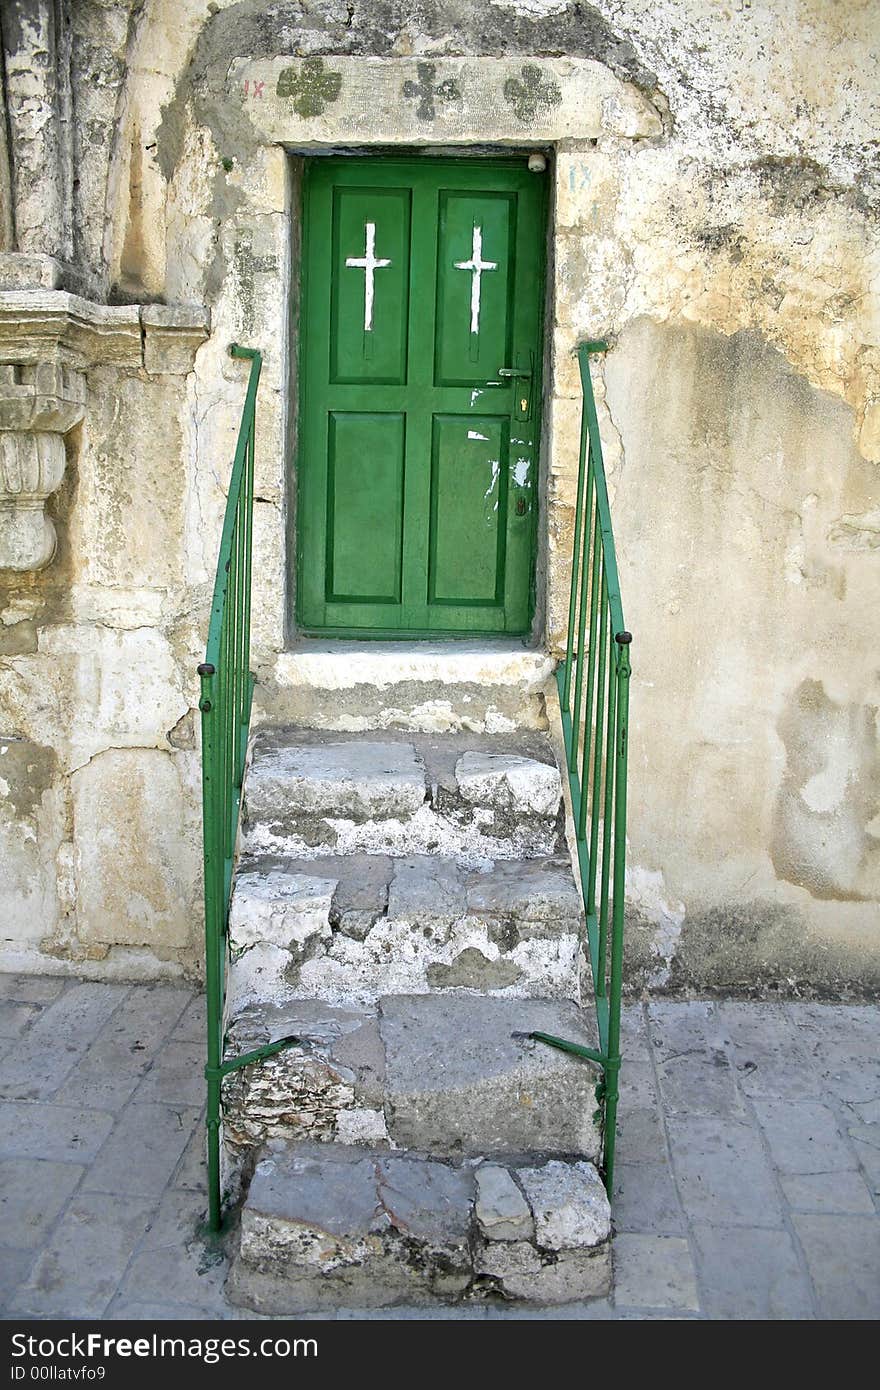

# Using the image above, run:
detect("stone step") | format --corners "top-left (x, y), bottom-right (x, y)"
top-left (222, 994), bottom-right (602, 1188)
top-left (227, 852), bottom-right (584, 1009)
top-left (253, 640), bottom-right (554, 734)
top-left (241, 728), bottom-right (565, 863)
top-left (227, 1140), bottom-right (611, 1313)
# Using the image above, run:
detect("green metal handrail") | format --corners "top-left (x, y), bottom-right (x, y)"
top-left (198, 343), bottom-right (289, 1231)
top-left (533, 341), bottom-right (632, 1198)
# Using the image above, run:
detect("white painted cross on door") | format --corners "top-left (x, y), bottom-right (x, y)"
top-left (345, 222), bottom-right (392, 333)
top-left (454, 225), bottom-right (498, 335)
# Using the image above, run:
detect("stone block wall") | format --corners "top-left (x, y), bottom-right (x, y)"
top-left (0, 0), bottom-right (877, 992)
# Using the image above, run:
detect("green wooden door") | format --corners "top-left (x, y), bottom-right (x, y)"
top-left (296, 157), bottom-right (546, 636)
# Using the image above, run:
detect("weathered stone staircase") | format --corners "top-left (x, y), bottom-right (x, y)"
top-left (222, 713), bottom-right (611, 1313)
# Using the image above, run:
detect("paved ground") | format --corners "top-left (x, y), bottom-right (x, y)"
top-left (0, 972), bottom-right (877, 1320)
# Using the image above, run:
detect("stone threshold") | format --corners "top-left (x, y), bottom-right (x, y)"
top-left (254, 640), bottom-right (556, 732)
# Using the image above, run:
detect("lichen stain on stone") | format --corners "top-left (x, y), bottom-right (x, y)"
top-left (772, 679), bottom-right (879, 903)
top-left (276, 58), bottom-right (343, 118)
top-left (503, 64), bottom-right (562, 123)
top-left (0, 739), bottom-right (58, 821)
top-left (402, 62), bottom-right (461, 121)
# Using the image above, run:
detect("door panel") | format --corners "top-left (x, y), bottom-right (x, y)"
top-left (434, 191), bottom-right (515, 386)
top-left (297, 157), bottom-right (546, 636)
top-left (330, 186), bottom-right (412, 386)
top-left (326, 412), bottom-right (405, 603)
top-left (429, 414), bottom-right (508, 606)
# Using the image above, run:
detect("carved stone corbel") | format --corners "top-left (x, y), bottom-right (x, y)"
top-left (0, 361), bottom-right (85, 570)
top-left (0, 290), bottom-right (209, 572)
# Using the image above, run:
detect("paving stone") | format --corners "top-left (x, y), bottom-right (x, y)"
top-left (613, 1162), bottom-right (684, 1234)
top-left (691, 1225), bottom-right (813, 1319)
top-left (246, 738), bottom-right (426, 823)
top-left (0, 1100), bottom-right (115, 1162)
top-left (171, 994), bottom-right (207, 1043)
top-left (614, 1061), bottom-right (666, 1165)
top-left (465, 859), bottom-right (581, 939)
top-left (141, 1188), bottom-right (211, 1250)
top-left (666, 1115), bottom-right (784, 1228)
top-left (106, 1298), bottom-right (237, 1321)
top-left (791, 1003), bottom-right (880, 1103)
top-left (780, 1170), bottom-right (875, 1214)
top-left (613, 1234), bottom-right (699, 1311)
top-left (323, 853), bottom-right (391, 938)
top-left (0, 973), bottom-right (67, 1003)
top-left (616, 1103), bottom-right (667, 1164)
top-left (135, 1042), bottom-right (207, 1106)
top-left (0, 983), bottom-right (128, 1099)
top-left (655, 1050), bottom-right (744, 1118)
top-left (647, 999), bottom-right (723, 1060)
top-left (753, 1099), bottom-right (856, 1174)
top-left (520, 1160), bottom-right (610, 1250)
top-left (619, 1003), bottom-right (652, 1066)
top-left (0, 1158), bottom-right (83, 1249)
top-left (115, 1234), bottom-right (230, 1316)
top-left (230, 867), bottom-right (336, 950)
top-left (619, 1060), bottom-right (663, 1110)
top-left (717, 1001), bottom-right (817, 1098)
top-left (455, 751), bottom-right (561, 817)
top-left (847, 1122), bottom-right (880, 1194)
top-left (0, 1000), bottom-right (38, 1037)
top-left (9, 1193), bottom-right (156, 1318)
top-left (0, 1246), bottom-right (35, 1310)
top-left (847, 1098), bottom-right (880, 1125)
top-left (63, 984), bottom-right (196, 1110)
top-left (377, 1155), bottom-right (474, 1243)
top-left (380, 994), bottom-right (602, 1160)
top-left (232, 1141), bottom-right (473, 1313)
top-left (171, 1114), bottom-right (208, 1191)
top-left (475, 1164), bottom-right (534, 1242)
top-left (792, 1214), bottom-right (880, 1320)
top-left (84, 1104), bottom-right (202, 1196)
top-left (243, 1142), bottom-right (382, 1242)
top-left (386, 856), bottom-right (467, 926)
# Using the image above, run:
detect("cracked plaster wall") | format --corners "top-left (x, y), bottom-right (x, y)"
top-left (0, 0), bottom-right (877, 989)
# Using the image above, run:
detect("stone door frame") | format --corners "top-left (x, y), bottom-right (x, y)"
top-left (206, 54), bottom-right (661, 658)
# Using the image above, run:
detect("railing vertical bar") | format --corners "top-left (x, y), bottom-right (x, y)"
top-left (597, 624), bottom-right (617, 997)
top-left (561, 386), bottom-right (591, 718)
top-left (577, 515), bottom-right (602, 849)
top-left (586, 576), bottom-right (608, 920)
top-left (230, 525), bottom-right (240, 791)
top-left (243, 423), bottom-right (255, 732)
top-left (603, 634), bottom-right (631, 1198)
top-left (569, 450), bottom-right (593, 785)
